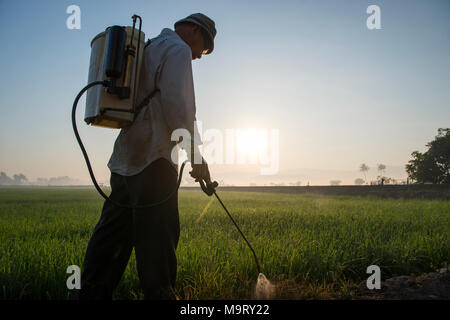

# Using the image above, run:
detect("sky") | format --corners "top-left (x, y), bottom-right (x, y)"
top-left (0, 0), bottom-right (449, 185)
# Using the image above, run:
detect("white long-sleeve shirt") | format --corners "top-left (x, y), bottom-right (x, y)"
top-left (108, 28), bottom-right (202, 176)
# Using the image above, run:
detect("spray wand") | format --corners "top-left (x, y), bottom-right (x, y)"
top-left (201, 181), bottom-right (274, 299)
top-left (200, 181), bottom-right (262, 274)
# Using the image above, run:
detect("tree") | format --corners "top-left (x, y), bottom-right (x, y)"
top-left (0, 172), bottom-right (28, 185)
top-left (359, 163), bottom-right (369, 184)
top-left (13, 174), bottom-right (28, 185)
top-left (376, 175), bottom-right (391, 185)
top-left (330, 180), bottom-right (341, 186)
top-left (0, 172), bottom-right (13, 185)
top-left (377, 164), bottom-right (386, 176)
top-left (354, 178), bottom-right (365, 185)
top-left (406, 128), bottom-right (450, 184)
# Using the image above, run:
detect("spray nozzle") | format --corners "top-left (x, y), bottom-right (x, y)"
top-left (255, 273), bottom-right (275, 300)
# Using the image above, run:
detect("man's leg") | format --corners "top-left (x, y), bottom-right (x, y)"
top-left (78, 173), bottom-right (134, 299)
top-left (126, 158), bottom-right (180, 300)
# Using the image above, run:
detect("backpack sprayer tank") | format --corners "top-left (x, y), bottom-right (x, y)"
top-left (73, 14), bottom-right (218, 201)
top-left (84, 15), bottom-right (145, 128)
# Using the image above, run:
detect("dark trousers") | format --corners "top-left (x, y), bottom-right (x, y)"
top-left (78, 158), bottom-right (180, 300)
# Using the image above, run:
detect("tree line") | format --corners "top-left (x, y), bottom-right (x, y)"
top-left (353, 128), bottom-right (449, 186)
top-left (0, 172), bottom-right (79, 186)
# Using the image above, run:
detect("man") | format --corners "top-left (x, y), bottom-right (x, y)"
top-left (78, 13), bottom-right (216, 300)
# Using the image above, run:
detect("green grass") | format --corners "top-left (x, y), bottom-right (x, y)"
top-left (0, 187), bottom-right (449, 300)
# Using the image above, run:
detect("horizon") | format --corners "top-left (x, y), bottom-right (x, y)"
top-left (0, 163), bottom-right (409, 186)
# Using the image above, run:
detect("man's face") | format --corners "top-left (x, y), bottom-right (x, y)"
top-left (189, 26), bottom-right (209, 60)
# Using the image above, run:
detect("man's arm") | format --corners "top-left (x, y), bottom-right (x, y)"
top-left (158, 44), bottom-right (202, 161)
top-left (158, 44), bottom-right (210, 182)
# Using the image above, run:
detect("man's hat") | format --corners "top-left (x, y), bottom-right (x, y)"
top-left (174, 13), bottom-right (216, 54)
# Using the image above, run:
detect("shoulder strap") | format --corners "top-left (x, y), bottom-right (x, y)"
top-left (134, 39), bottom-right (159, 114)
top-left (135, 89), bottom-right (159, 114)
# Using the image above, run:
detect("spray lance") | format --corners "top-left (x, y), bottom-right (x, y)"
top-left (72, 15), bottom-right (271, 297)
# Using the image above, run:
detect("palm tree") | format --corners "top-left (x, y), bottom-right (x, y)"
top-left (377, 164), bottom-right (386, 176)
top-left (360, 163), bottom-right (369, 184)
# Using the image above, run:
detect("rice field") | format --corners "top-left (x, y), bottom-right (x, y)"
top-left (0, 187), bottom-right (448, 300)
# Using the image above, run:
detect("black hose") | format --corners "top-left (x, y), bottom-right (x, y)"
top-left (72, 81), bottom-right (262, 275)
top-left (71, 81), bottom-right (186, 209)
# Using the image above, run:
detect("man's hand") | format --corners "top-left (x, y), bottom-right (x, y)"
top-left (189, 158), bottom-right (211, 184)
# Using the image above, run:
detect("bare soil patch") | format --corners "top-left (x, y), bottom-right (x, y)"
top-left (355, 268), bottom-right (450, 300)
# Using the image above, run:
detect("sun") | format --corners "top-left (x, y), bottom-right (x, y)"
top-left (236, 129), bottom-right (268, 158)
